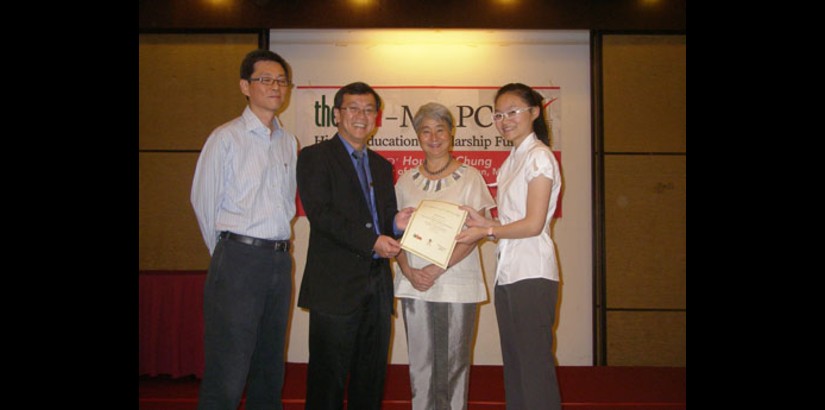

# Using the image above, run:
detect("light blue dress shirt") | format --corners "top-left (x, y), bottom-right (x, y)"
top-left (191, 106), bottom-right (298, 254)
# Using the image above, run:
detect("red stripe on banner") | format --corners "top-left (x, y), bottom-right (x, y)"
top-left (296, 150), bottom-right (562, 218)
top-left (544, 97), bottom-right (558, 108)
top-left (296, 190), bottom-right (305, 219)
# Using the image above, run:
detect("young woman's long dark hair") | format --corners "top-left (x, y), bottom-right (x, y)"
top-left (495, 83), bottom-right (550, 147)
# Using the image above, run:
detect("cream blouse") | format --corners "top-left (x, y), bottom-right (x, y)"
top-left (393, 163), bottom-right (496, 303)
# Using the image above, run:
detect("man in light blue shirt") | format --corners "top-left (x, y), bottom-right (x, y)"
top-left (191, 49), bottom-right (297, 410)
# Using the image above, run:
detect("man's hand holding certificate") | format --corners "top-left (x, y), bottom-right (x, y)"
top-left (399, 200), bottom-right (468, 269)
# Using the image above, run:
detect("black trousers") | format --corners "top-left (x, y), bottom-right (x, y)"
top-left (304, 262), bottom-right (393, 410)
top-left (197, 239), bottom-right (293, 410)
top-left (495, 278), bottom-right (562, 410)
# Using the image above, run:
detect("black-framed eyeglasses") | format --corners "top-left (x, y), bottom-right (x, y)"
top-left (248, 77), bottom-right (292, 87)
top-left (492, 106), bottom-right (533, 122)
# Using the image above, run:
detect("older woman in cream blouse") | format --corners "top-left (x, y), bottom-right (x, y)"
top-left (394, 102), bottom-right (495, 410)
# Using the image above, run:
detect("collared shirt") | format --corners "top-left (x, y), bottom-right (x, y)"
top-left (495, 133), bottom-right (562, 285)
top-left (191, 106), bottom-right (298, 254)
top-left (337, 136), bottom-right (380, 235)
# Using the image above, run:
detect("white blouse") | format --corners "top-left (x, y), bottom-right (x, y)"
top-left (495, 133), bottom-right (562, 285)
top-left (394, 163), bottom-right (496, 303)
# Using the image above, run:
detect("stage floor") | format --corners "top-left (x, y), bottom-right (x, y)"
top-left (140, 364), bottom-right (685, 409)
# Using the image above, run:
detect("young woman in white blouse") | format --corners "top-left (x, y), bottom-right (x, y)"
top-left (394, 102), bottom-right (495, 410)
top-left (456, 83), bottom-right (563, 410)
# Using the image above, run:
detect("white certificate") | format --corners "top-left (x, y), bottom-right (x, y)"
top-left (399, 200), bottom-right (468, 269)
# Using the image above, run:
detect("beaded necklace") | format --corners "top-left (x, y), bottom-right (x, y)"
top-left (422, 158), bottom-right (452, 175)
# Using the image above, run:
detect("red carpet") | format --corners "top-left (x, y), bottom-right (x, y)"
top-left (139, 364), bottom-right (685, 409)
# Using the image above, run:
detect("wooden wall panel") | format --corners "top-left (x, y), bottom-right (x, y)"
top-left (140, 33), bottom-right (260, 271)
top-left (139, 33), bottom-right (258, 151)
top-left (604, 156), bottom-right (685, 309)
top-left (139, 153), bottom-right (211, 270)
top-left (607, 311), bottom-right (686, 366)
top-left (603, 35), bottom-right (685, 153)
top-left (601, 34), bottom-right (686, 366)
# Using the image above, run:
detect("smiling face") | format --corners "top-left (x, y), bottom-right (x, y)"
top-left (416, 116), bottom-right (453, 160)
top-left (334, 93), bottom-right (378, 149)
top-left (494, 91), bottom-right (539, 148)
top-left (240, 60), bottom-right (289, 115)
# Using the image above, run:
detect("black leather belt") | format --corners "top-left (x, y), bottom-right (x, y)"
top-left (219, 231), bottom-right (290, 252)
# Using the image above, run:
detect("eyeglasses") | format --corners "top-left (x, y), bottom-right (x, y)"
top-left (492, 107), bottom-right (533, 122)
top-left (248, 77), bottom-right (292, 87)
top-left (338, 106), bottom-right (378, 117)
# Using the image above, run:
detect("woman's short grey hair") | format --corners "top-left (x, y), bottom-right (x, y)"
top-left (412, 102), bottom-right (455, 134)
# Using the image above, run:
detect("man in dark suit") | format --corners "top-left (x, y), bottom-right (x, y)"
top-left (297, 81), bottom-right (413, 410)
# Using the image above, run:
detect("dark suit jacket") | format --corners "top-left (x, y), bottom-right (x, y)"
top-left (296, 134), bottom-right (398, 315)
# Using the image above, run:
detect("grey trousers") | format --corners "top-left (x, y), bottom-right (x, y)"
top-left (197, 239), bottom-right (293, 410)
top-left (495, 279), bottom-right (561, 410)
top-left (401, 298), bottom-right (478, 410)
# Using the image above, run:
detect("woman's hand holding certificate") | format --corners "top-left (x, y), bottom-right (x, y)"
top-left (399, 200), bottom-right (468, 269)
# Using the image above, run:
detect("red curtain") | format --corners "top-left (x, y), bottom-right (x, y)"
top-left (139, 271), bottom-right (206, 378)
